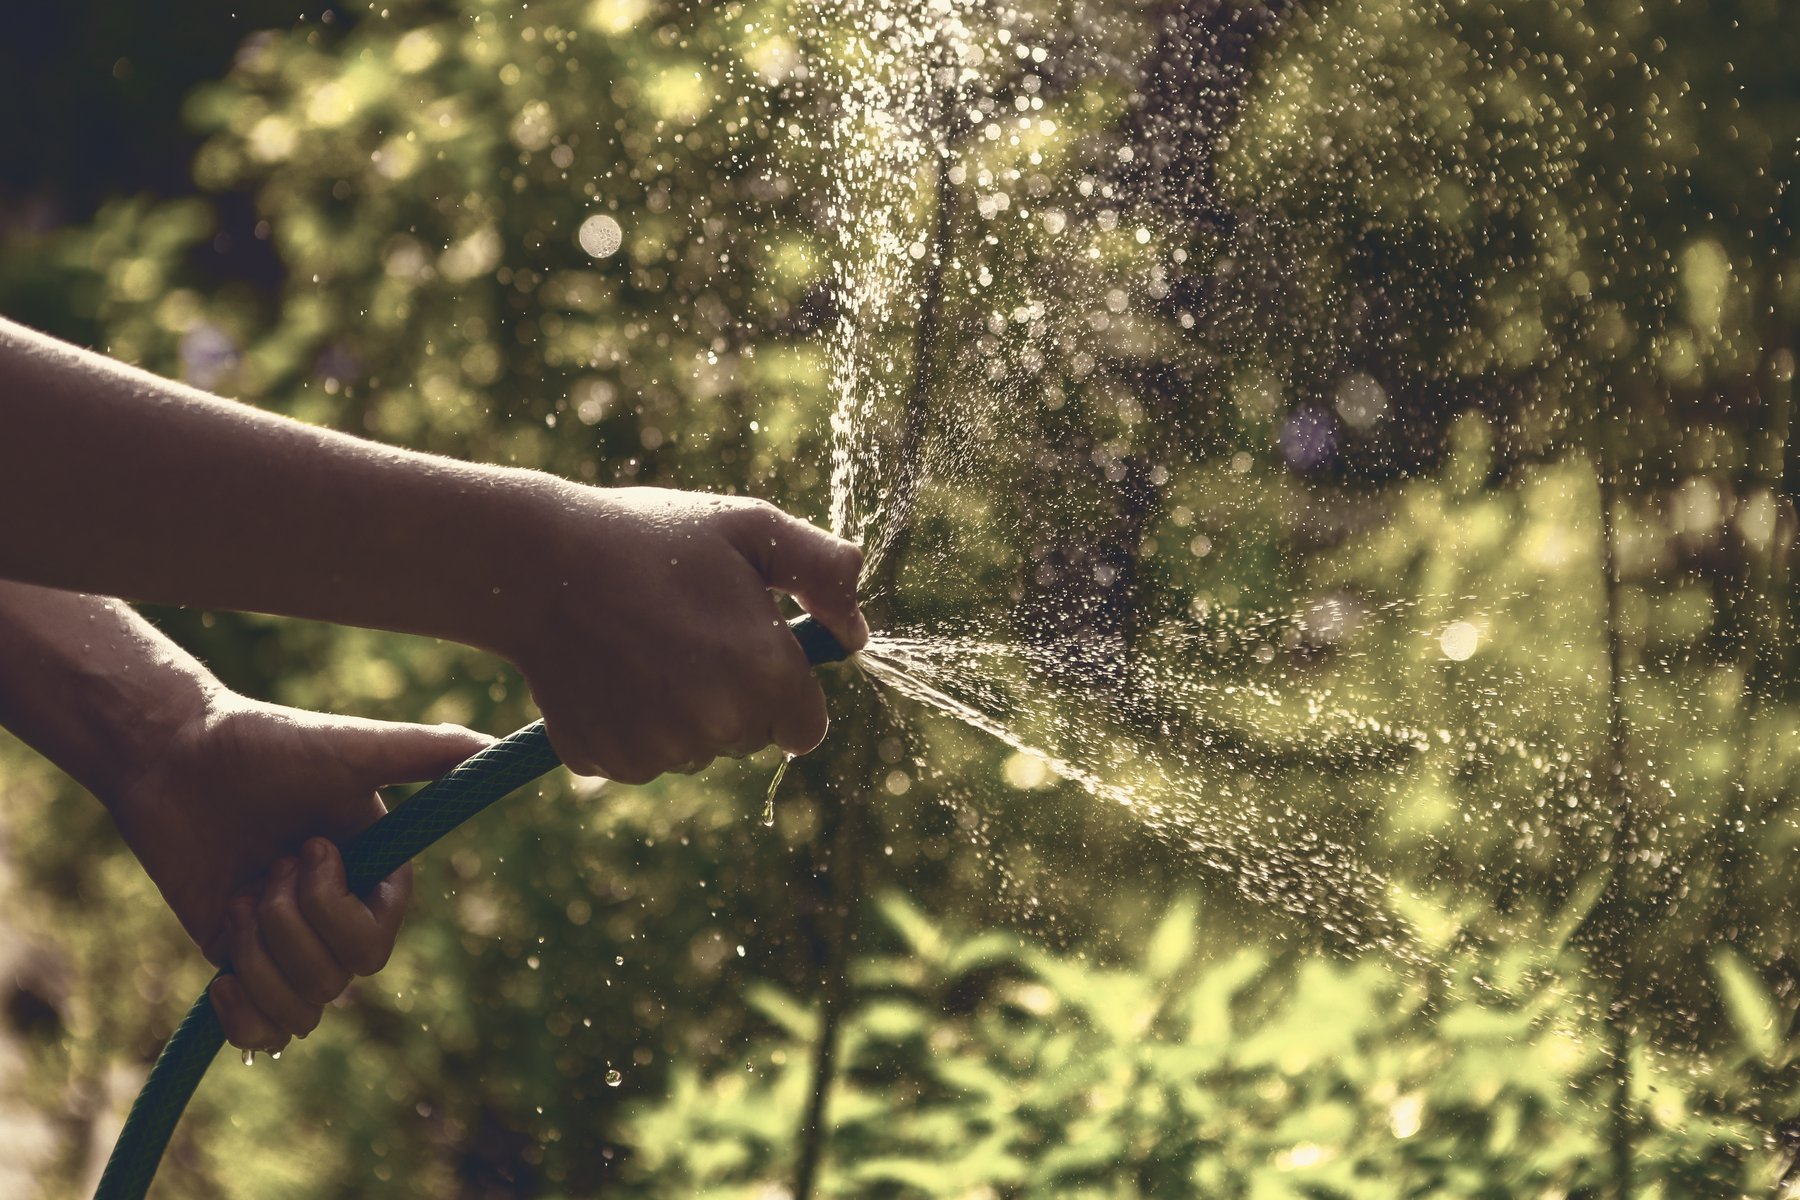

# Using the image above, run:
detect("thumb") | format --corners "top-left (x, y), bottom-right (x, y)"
top-left (331, 719), bottom-right (496, 787)
top-left (729, 502), bottom-right (869, 652)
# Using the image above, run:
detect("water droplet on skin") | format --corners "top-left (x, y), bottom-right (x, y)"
top-left (762, 753), bottom-right (794, 826)
top-left (605, 1069), bottom-right (623, 1087)
top-left (270, 1050), bottom-right (282, 1061)
top-left (241, 1050), bottom-right (256, 1067)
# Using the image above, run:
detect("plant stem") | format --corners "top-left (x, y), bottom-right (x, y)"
top-left (790, 700), bottom-right (874, 1200)
top-left (1596, 413), bottom-right (1635, 1200)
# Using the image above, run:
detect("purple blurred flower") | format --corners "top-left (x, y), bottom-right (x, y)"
top-left (314, 343), bottom-right (360, 385)
top-left (179, 323), bottom-right (239, 390)
top-left (1280, 405), bottom-right (1337, 472)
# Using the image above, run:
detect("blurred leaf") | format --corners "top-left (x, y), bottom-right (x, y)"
top-left (1143, 894), bottom-right (1201, 981)
top-left (1711, 946), bottom-right (1783, 1067)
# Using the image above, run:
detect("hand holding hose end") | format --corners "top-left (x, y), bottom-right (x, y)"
top-left (504, 485), bottom-right (867, 782)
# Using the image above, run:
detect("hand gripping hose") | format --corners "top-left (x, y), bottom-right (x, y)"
top-left (96, 615), bottom-right (850, 1200)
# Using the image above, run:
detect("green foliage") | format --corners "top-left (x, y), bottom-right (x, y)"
top-left (0, 0), bottom-right (1797, 1195)
top-left (623, 895), bottom-right (1771, 1197)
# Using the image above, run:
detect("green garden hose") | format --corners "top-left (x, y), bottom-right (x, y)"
top-left (95, 614), bottom-right (851, 1200)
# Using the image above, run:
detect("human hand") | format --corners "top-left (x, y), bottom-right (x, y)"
top-left (505, 485), bottom-right (867, 782)
top-left (105, 694), bottom-right (490, 1051)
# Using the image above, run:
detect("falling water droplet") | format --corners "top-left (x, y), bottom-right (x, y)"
top-left (605, 1069), bottom-right (623, 1087)
top-left (762, 753), bottom-right (794, 826)
top-left (241, 1050), bottom-right (255, 1067)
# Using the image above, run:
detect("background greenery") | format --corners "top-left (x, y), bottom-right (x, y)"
top-left (1, 0), bottom-right (1796, 1196)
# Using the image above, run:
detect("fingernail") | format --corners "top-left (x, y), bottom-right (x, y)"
top-left (305, 839), bottom-right (328, 866)
top-left (273, 859), bottom-right (296, 882)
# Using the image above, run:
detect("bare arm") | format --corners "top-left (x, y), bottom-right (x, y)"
top-left (0, 316), bottom-right (530, 649)
top-left (0, 581), bottom-right (213, 799)
top-left (0, 580), bottom-right (487, 1051)
top-left (0, 316), bottom-right (869, 780)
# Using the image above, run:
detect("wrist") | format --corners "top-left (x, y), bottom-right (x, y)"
top-left (0, 583), bottom-right (227, 807)
top-left (93, 654), bottom-right (224, 810)
top-left (424, 465), bottom-right (580, 663)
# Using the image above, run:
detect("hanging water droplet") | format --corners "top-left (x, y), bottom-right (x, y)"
top-left (605, 1069), bottom-right (623, 1087)
top-left (762, 753), bottom-right (794, 827)
top-left (241, 1049), bottom-right (256, 1067)
top-left (270, 1050), bottom-right (281, 1061)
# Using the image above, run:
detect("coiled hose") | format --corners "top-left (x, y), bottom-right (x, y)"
top-left (95, 614), bottom-right (850, 1200)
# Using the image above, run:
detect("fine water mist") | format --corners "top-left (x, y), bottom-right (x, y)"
top-left (794, 0), bottom-right (1800, 1085)
top-left (802, 0), bottom-right (1603, 962)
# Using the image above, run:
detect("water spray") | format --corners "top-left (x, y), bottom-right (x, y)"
top-left (94, 614), bottom-right (852, 1200)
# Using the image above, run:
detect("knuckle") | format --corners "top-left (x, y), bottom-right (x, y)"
top-left (609, 761), bottom-right (658, 786)
top-left (258, 885), bottom-right (297, 927)
top-left (345, 944), bottom-right (387, 977)
top-left (705, 726), bottom-right (746, 757)
top-left (728, 497), bottom-right (784, 543)
top-left (298, 976), bottom-right (340, 1006)
top-left (789, 691), bottom-right (829, 749)
top-left (736, 728), bottom-right (776, 756)
top-left (695, 706), bottom-right (745, 752)
top-left (233, 921), bottom-right (262, 966)
top-left (563, 754), bottom-right (602, 779)
top-left (749, 636), bottom-right (799, 686)
top-left (298, 870), bottom-right (336, 915)
top-left (634, 740), bottom-right (685, 782)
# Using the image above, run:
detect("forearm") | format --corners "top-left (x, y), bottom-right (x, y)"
top-left (0, 317), bottom-right (545, 653)
top-left (0, 581), bottom-right (216, 802)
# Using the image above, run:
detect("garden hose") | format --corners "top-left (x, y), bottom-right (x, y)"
top-left (95, 614), bottom-right (851, 1200)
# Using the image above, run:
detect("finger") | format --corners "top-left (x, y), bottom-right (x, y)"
top-left (608, 729), bottom-right (693, 784)
top-left (298, 839), bottom-right (406, 977)
top-left (722, 732), bottom-right (766, 759)
top-left (690, 694), bottom-right (747, 756)
top-left (601, 759), bottom-right (660, 787)
top-left (766, 638), bottom-right (831, 756)
top-left (209, 975), bottom-right (287, 1053)
top-left (539, 720), bottom-right (602, 779)
top-left (228, 897), bottom-right (323, 1040)
top-left (334, 720), bottom-right (497, 788)
top-left (361, 856), bottom-right (412, 953)
top-left (258, 856), bottom-right (353, 1006)
top-left (540, 719), bottom-right (648, 784)
top-left (727, 501), bottom-right (869, 651)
